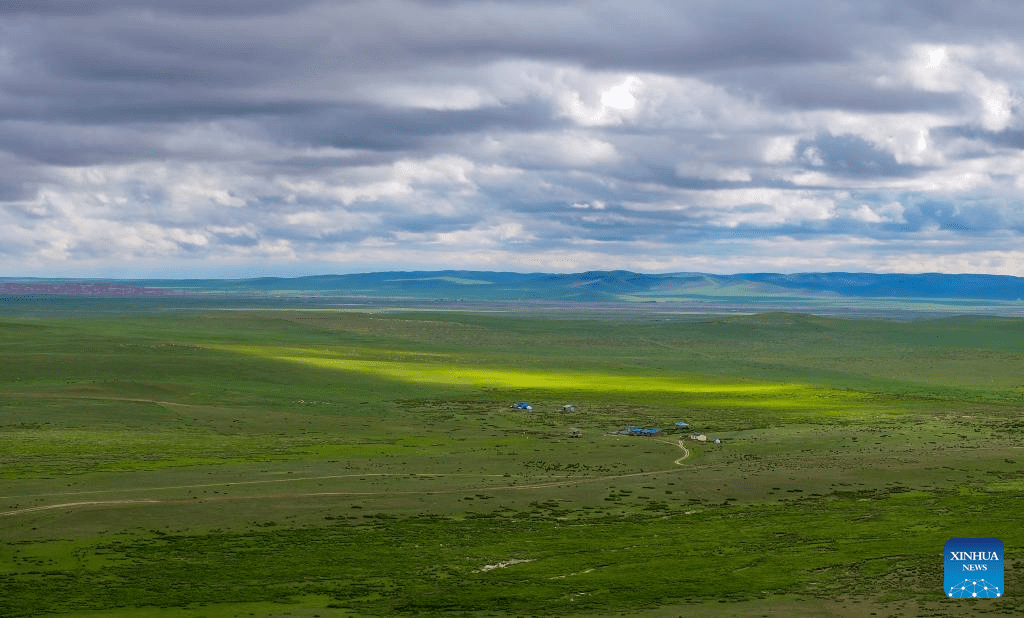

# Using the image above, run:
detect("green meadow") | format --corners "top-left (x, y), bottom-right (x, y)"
top-left (1, 304), bottom-right (1023, 616)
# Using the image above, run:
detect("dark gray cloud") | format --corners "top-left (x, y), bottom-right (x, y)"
top-left (727, 65), bottom-right (964, 113)
top-left (274, 100), bottom-right (567, 152)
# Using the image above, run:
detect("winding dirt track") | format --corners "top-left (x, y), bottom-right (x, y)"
top-left (0, 438), bottom-right (692, 519)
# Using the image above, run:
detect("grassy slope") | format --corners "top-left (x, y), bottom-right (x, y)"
top-left (1, 307), bottom-right (1022, 616)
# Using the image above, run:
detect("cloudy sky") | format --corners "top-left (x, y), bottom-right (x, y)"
top-left (3, 1), bottom-right (1024, 277)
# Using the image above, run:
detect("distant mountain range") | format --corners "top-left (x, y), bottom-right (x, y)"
top-left (4, 271), bottom-right (1024, 302)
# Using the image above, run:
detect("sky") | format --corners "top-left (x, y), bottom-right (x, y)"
top-left (3, 1), bottom-right (1024, 278)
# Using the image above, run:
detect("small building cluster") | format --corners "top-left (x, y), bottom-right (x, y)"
top-left (617, 426), bottom-right (662, 437)
top-left (682, 433), bottom-right (722, 444)
top-left (509, 402), bottom-right (578, 413)
top-left (503, 405), bottom-right (723, 444)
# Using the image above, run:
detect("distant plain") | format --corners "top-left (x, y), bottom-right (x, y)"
top-left (1, 293), bottom-right (1022, 616)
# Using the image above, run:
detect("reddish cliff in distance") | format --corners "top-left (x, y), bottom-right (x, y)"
top-left (0, 282), bottom-right (185, 296)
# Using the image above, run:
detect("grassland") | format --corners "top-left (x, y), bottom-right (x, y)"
top-left (1, 304), bottom-right (1023, 616)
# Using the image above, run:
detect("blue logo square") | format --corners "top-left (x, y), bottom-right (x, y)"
top-left (945, 538), bottom-right (1003, 598)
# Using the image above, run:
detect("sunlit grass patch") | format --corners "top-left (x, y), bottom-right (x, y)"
top-left (207, 344), bottom-right (883, 417)
top-left (215, 344), bottom-right (796, 393)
